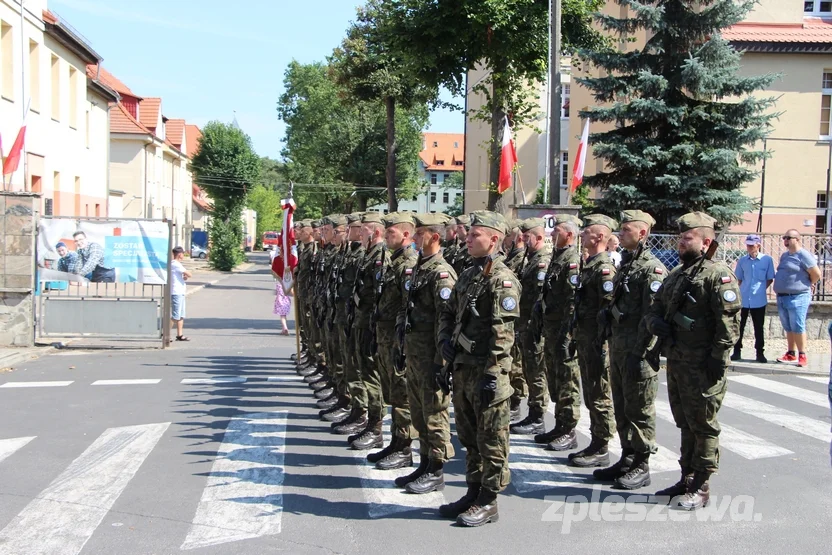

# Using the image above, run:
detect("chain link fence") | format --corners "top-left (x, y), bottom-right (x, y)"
top-left (644, 232), bottom-right (832, 302)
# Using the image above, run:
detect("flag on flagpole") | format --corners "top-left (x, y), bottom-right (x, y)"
top-left (271, 197), bottom-right (298, 294)
top-left (571, 119), bottom-right (590, 192)
top-left (497, 116), bottom-right (518, 194)
top-left (2, 125), bottom-right (25, 178)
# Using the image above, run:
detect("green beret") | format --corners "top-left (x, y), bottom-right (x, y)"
top-left (455, 214), bottom-right (471, 227)
top-left (413, 213), bottom-right (451, 228)
top-left (361, 212), bottom-right (384, 224)
top-left (310, 219), bottom-right (323, 229)
top-left (469, 210), bottom-right (508, 234)
top-left (326, 214), bottom-right (348, 227)
top-left (620, 210), bottom-right (656, 228)
top-left (346, 212), bottom-right (364, 226)
top-left (520, 217), bottom-right (546, 233)
top-left (583, 213), bottom-right (619, 232)
top-left (676, 211), bottom-right (717, 232)
top-left (383, 212), bottom-right (415, 228)
top-left (552, 214), bottom-right (583, 227)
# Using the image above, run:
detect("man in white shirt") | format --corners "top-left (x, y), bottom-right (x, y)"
top-left (171, 246), bottom-right (192, 341)
top-left (607, 235), bottom-right (622, 268)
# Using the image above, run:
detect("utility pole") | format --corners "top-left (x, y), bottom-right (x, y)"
top-left (546, 0), bottom-right (562, 205)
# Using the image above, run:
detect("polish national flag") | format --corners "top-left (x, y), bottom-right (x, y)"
top-left (2, 126), bottom-right (25, 178)
top-left (271, 198), bottom-right (298, 294)
top-left (497, 116), bottom-right (517, 194)
top-left (571, 119), bottom-right (590, 192)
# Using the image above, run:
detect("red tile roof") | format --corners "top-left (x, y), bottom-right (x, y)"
top-left (420, 132), bottom-right (465, 171)
top-left (110, 102), bottom-right (152, 135)
top-left (185, 125), bottom-right (202, 159)
top-left (42, 10), bottom-right (57, 25)
top-left (166, 119), bottom-right (185, 148)
top-left (87, 65), bottom-right (139, 98)
top-left (139, 98), bottom-right (161, 130)
top-left (723, 19), bottom-right (832, 43)
top-left (193, 184), bottom-right (212, 211)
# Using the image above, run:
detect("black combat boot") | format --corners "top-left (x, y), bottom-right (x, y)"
top-left (333, 410), bottom-right (368, 435)
top-left (317, 392), bottom-right (340, 410)
top-left (405, 459), bottom-right (445, 494)
top-left (394, 457), bottom-right (428, 488)
top-left (322, 406), bottom-right (351, 423)
top-left (310, 378), bottom-right (330, 392)
top-left (534, 425), bottom-right (562, 444)
top-left (304, 371), bottom-right (324, 384)
top-left (509, 397), bottom-right (522, 422)
top-left (614, 452), bottom-right (651, 490)
top-left (546, 429), bottom-right (578, 451)
top-left (367, 437), bottom-right (398, 464)
top-left (456, 489), bottom-right (499, 527)
top-left (568, 437), bottom-right (610, 467)
top-left (314, 385), bottom-right (335, 399)
top-left (439, 483), bottom-right (481, 518)
top-left (351, 420), bottom-right (383, 450)
top-left (509, 409), bottom-right (546, 435)
top-left (298, 363), bottom-right (321, 377)
top-left (654, 467), bottom-right (694, 501)
top-left (319, 396), bottom-right (348, 417)
top-left (679, 471), bottom-right (710, 510)
top-left (592, 449), bottom-right (634, 481)
top-left (376, 440), bottom-right (413, 470)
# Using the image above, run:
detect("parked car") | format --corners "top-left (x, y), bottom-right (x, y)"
top-left (191, 245), bottom-right (207, 259)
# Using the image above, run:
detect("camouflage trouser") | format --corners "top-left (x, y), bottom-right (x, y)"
top-left (667, 357), bottom-right (725, 473)
top-left (542, 322), bottom-right (581, 431)
top-left (452, 364), bottom-right (511, 493)
top-left (376, 323), bottom-right (413, 440)
top-left (609, 346), bottom-right (658, 455)
top-left (339, 318), bottom-right (367, 412)
top-left (405, 332), bottom-right (454, 462)
top-left (509, 338), bottom-right (527, 402)
top-left (353, 322), bottom-right (384, 422)
top-left (520, 325), bottom-right (548, 412)
top-left (575, 331), bottom-right (614, 442)
top-left (325, 317), bottom-right (348, 399)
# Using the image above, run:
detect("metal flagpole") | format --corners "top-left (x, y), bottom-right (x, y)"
top-left (20, 0), bottom-right (28, 191)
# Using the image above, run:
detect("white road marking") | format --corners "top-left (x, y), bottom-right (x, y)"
top-left (654, 399), bottom-right (792, 460)
top-left (796, 375), bottom-right (831, 385)
top-left (92, 379), bottom-right (161, 386)
top-left (729, 375), bottom-right (829, 408)
top-left (181, 377), bottom-right (247, 385)
top-left (0, 436), bottom-right (35, 465)
top-left (266, 375), bottom-right (304, 382)
top-left (181, 411), bottom-right (287, 550)
top-left (0, 423), bottom-right (169, 555)
top-left (354, 415), bottom-right (445, 518)
top-left (721, 392), bottom-right (832, 443)
top-left (509, 437), bottom-right (580, 493)
top-left (0, 381), bottom-right (73, 388)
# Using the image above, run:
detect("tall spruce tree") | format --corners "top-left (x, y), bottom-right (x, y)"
top-left (577, 0), bottom-right (779, 228)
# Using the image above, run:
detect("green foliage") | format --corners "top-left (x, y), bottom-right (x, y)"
top-left (439, 172), bottom-right (464, 216)
top-left (570, 184), bottom-right (595, 217)
top-left (246, 184), bottom-right (282, 250)
top-left (190, 121), bottom-right (260, 271)
top-left (578, 0), bottom-right (779, 228)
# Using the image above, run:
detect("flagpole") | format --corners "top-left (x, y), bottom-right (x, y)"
top-left (20, 0), bottom-right (28, 191)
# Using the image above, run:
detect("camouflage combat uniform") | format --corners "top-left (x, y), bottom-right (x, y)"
top-left (503, 241), bottom-right (528, 411)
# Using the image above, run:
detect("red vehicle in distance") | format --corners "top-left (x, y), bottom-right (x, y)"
top-left (262, 231), bottom-right (280, 251)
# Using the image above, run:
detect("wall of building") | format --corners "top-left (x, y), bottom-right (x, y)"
top-left (747, 0), bottom-right (803, 24)
top-left (0, 192), bottom-right (38, 347)
top-left (109, 139), bottom-right (145, 218)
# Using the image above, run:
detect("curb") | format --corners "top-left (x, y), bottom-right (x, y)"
top-left (728, 361), bottom-right (828, 378)
top-left (0, 346), bottom-right (52, 369)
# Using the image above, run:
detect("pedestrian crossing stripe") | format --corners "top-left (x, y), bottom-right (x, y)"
top-left (0, 436), bottom-right (35, 465)
top-left (728, 375), bottom-right (828, 409)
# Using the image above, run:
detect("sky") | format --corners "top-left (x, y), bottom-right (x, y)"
top-left (50, 0), bottom-right (465, 158)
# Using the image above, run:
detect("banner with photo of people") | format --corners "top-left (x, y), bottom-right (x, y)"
top-left (37, 219), bottom-right (171, 284)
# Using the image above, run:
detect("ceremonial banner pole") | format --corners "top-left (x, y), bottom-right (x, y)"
top-left (293, 284), bottom-right (301, 364)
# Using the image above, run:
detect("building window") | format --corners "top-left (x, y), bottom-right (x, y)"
top-left (823, 72), bottom-right (832, 137)
top-left (816, 214), bottom-right (827, 234)
top-left (561, 151), bottom-right (569, 188)
top-left (436, 159), bottom-right (444, 166)
top-left (443, 191), bottom-right (449, 203)
top-left (818, 192), bottom-right (828, 208)
top-left (806, 1), bottom-right (832, 15)
top-left (95, 203), bottom-right (101, 217)
top-left (1, 21), bottom-right (13, 100)
top-left (432, 141), bottom-right (438, 147)
top-left (430, 191), bottom-right (437, 203)
top-left (453, 141), bottom-right (459, 148)
top-left (51, 55), bottom-right (60, 120)
top-left (69, 67), bottom-right (78, 128)
top-left (561, 84), bottom-right (571, 119)
top-left (74, 177), bottom-right (81, 216)
top-left (443, 173), bottom-right (450, 181)
top-left (430, 174), bottom-right (437, 185)
top-left (44, 198), bottom-right (53, 216)
top-left (454, 160), bottom-right (463, 166)
top-left (29, 41), bottom-right (39, 112)
top-left (53, 172), bottom-right (61, 215)
top-left (86, 110), bottom-right (90, 148)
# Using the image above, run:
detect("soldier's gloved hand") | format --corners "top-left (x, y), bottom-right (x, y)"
top-left (432, 364), bottom-right (451, 394)
top-left (705, 356), bottom-right (727, 382)
top-left (650, 319), bottom-right (672, 338)
top-left (533, 301), bottom-right (542, 315)
top-left (478, 375), bottom-right (497, 407)
top-left (596, 308), bottom-right (610, 329)
top-left (626, 353), bottom-right (644, 380)
top-left (440, 340), bottom-right (456, 364)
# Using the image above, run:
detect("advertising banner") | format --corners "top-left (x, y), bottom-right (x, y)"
top-left (37, 219), bottom-right (170, 284)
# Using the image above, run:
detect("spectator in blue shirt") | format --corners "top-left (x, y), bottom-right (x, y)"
top-left (773, 230), bottom-right (822, 368)
top-left (732, 234), bottom-right (775, 363)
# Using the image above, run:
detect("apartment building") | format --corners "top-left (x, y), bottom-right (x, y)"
top-left (0, 1), bottom-right (117, 217)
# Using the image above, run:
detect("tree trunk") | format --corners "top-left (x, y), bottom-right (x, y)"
top-left (385, 96), bottom-right (398, 213)
top-left (488, 63), bottom-right (508, 213)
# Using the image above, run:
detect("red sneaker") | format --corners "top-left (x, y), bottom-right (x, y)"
top-left (776, 352), bottom-right (797, 363)
top-left (798, 353), bottom-right (807, 367)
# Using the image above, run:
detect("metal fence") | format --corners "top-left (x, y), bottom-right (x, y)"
top-left (644, 232), bottom-right (832, 302)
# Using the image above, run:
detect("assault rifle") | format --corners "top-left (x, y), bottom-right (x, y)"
top-left (564, 248), bottom-right (584, 361)
top-left (369, 245), bottom-right (388, 353)
top-left (395, 253), bottom-right (423, 372)
top-left (345, 239), bottom-right (369, 338)
top-left (327, 243), bottom-right (347, 332)
top-left (644, 232), bottom-right (722, 372)
top-left (530, 249), bottom-right (561, 345)
top-left (596, 239), bottom-right (645, 347)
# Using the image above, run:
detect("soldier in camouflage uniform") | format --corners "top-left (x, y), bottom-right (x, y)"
top-left (347, 213), bottom-right (388, 450)
top-left (394, 213), bottom-right (457, 494)
top-left (533, 215), bottom-right (582, 451)
top-left (645, 212), bottom-right (740, 510)
top-left (592, 210), bottom-right (667, 490)
top-left (451, 215), bottom-right (473, 275)
top-left (294, 220), bottom-right (317, 371)
top-left (503, 219), bottom-right (528, 421)
top-left (367, 213), bottom-right (418, 470)
top-left (437, 210), bottom-right (520, 527)
top-left (510, 218), bottom-right (552, 435)
top-left (443, 223), bottom-right (456, 253)
top-left (568, 214), bottom-right (618, 468)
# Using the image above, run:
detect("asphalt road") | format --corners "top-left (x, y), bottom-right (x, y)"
top-left (0, 253), bottom-right (830, 555)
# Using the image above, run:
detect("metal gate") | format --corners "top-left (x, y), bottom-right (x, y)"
top-left (35, 216), bottom-right (173, 347)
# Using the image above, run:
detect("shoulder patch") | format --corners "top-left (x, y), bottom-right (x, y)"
top-left (723, 290), bottom-right (737, 303)
top-left (439, 271), bottom-right (449, 279)
top-left (537, 271), bottom-right (546, 282)
top-left (502, 280), bottom-right (513, 288)
top-left (376, 270), bottom-right (382, 281)
top-left (404, 280), bottom-right (411, 291)
top-left (570, 275), bottom-right (579, 285)
top-left (602, 268), bottom-right (611, 276)
top-left (569, 263), bottom-right (578, 269)
top-left (538, 262), bottom-right (546, 268)
top-left (439, 287), bottom-right (452, 300)
top-left (650, 280), bottom-right (662, 292)
top-left (501, 297), bottom-right (517, 311)
top-left (721, 276), bottom-right (732, 284)
top-left (405, 268), bottom-right (413, 275)
top-left (376, 260), bottom-right (382, 266)
top-left (654, 267), bottom-right (664, 274)
top-left (603, 281), bottom-right (614, 292)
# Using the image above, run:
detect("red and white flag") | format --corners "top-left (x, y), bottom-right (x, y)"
top-left (2, 125), bottom-right (25, 179)
top-left (497, 116), bottom-right (518, 194)
top-left (571, 119), bottom-right (590, 192)
top-left (271, 198), bottom-right (298, 294)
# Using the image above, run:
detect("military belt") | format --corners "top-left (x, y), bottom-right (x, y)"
top-left (407, 322), bottom-right (433, 333)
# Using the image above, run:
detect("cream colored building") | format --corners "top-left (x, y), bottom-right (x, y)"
top-left (464, 64), bottom-right (571, 213)
top-left (569, 0), bottom-right (832, 233)
top-left (0, 1), bottom-right (118, 217)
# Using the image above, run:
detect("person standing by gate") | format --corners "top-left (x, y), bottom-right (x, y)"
top-left (732, 234), bottom-right (775, 363)
top-left (170, 246), bottom-right (192, 342)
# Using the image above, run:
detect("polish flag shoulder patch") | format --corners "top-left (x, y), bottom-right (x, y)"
top-left (721, 275), bottom-right (732, 284)
top-left (538, 262), bottom-right (546, 268)
top-left (602, 268), bottom-right (611, 275)
top-left (405, 268), bottom-right (413, 275)
top-left (502, 280), bottom-right (513, 288)
top-left (439, 272), bottom-right (449, 279)
top-left (376, 260), bottom-right (382, 266)
top-left (569, 263), bottom-right (578, 269)
top-left (654, 267), bottom-right (664, 274)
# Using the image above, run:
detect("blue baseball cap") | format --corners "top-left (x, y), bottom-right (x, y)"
top-left (745, 234), bottom-right (761, 245)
